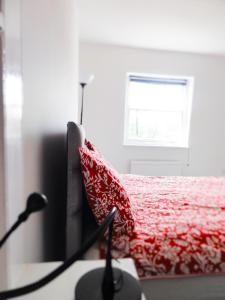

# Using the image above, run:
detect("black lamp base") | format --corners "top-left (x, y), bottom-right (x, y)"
top-left (75, 267), bottom-right (142, 300)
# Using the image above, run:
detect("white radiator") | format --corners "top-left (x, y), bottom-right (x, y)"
top-left (130, 160), bottom-right (183, 176)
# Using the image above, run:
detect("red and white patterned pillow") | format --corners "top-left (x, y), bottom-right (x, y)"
top-left (84, 139), bottom-right (121, 181)
top-left (79, 146), bottom-right (134, 237)
top-left (85, 139), bottom-right (100, 154)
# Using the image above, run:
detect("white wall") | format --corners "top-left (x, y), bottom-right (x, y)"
top-left (79, 42), bottom-right (225, 176)
top-left (20, 0), bottom-right (79, 263)
top-left (3, 0), bottom-right (79, 279)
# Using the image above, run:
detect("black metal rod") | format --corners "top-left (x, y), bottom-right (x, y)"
top-left (0, 207), bottom-right (117, 299)
top-left (80, 83), bottom-right (86, 125)
top-left (102, 218), bottom-right (114, 300)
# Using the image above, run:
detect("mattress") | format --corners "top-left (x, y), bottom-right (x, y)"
top-left (108, 175), bottom-right (225, 279)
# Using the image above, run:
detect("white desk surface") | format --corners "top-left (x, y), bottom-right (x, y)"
top-left (12, 258), bottom-right (145, 300)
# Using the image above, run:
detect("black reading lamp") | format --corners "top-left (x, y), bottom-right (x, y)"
top-left (0, 193), bottom-right (48, 249)
top-left (79, 73), bottom-right (94, 125)
top-left (0, 195), bottom-right (142, 300)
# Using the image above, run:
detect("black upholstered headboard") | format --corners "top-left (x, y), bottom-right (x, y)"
top-left (66, 122), bottom-right (97, 258)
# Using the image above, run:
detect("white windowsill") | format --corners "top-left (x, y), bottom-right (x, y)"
top-left (123, 141), bottom-right (189, 149)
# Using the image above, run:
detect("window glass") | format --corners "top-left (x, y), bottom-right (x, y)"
top-left (124, 74), bottom-right (194, 147)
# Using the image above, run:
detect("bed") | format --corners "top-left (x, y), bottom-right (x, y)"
top-left (66, 121), bottom-right (225, 300)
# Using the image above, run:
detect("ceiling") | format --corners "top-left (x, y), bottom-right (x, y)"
top-left (78, 0), bottom-right (225, 55)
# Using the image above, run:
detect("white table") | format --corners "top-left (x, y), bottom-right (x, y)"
top-left (12, 258), bottom-right (146, 300)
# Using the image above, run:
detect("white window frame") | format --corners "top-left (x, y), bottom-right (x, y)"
top-left (123, 72), bottom-right (194, 148)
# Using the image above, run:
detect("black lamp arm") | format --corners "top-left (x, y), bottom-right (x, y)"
top-left (0, 219), bottom-right (21, 249)
top-left (0, 207), bottom-right (117, 299)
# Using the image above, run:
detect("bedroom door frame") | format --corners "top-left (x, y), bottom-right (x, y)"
top-left (0, 7), bottom-right (8, 289)
top-left (0, 0), bottom-right (23, 288)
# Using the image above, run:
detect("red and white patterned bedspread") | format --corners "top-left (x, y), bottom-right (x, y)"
top-left (112, 175), bottom-right (225, 278)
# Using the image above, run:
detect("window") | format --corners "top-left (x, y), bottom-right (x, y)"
top-left (124, 73), bottom-right (194, 147)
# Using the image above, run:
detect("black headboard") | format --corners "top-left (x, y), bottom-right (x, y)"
top-left (66, 122), bottom-right (97, 258)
